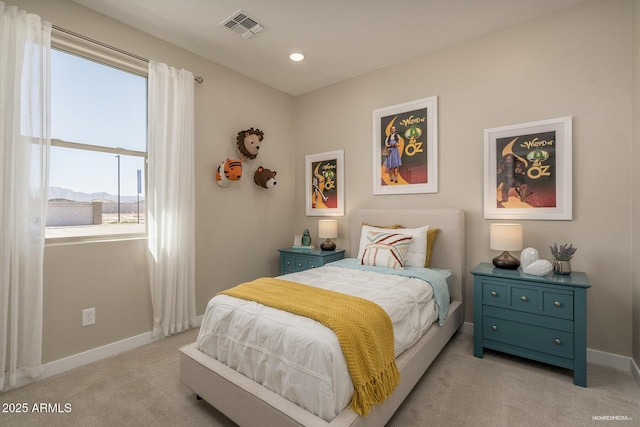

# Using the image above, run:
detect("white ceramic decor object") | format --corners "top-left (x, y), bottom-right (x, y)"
top-left (520, 247), bottom-right (553, 276)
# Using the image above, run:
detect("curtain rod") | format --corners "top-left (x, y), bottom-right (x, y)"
top-left (51, 25), bottom-right (204, 84)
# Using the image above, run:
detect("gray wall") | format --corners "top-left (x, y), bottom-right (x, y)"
top-left (293, 0), bottom-right (634, 357)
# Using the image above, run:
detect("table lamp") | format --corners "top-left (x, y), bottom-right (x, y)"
top-left (490, 223), bottom-right (523, 269)
top-left (318, 219), bottom-right (338, 251)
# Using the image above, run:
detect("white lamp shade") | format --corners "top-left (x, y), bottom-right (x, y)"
top-left (490, 223), bottom-right (523, 251)
top-left (318, 220), bottom-right (338, 239)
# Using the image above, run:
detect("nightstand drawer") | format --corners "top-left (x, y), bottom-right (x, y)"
top-left (279, 249), bottom-right (345, 275)
top-left (543, 291), bottom-right (574, 320)
top-left (292, 256), bottom-right (308, 271)
top-left (483, 316), bottom-right (574, 359)
top-left (281, 254), bottom-right (307, 273)
top-left (483, 305), bottom-right (573, 332)
top-left (482, 278), bottom-right (574, 318)
top-left (510, 286), bottom-right (539, 312)
top-left (483, 282), bottom-right (508, 306)
top-left (281, 254), bottom-right (295, 272)
top-left (307, 259), bottom-right (321, 269)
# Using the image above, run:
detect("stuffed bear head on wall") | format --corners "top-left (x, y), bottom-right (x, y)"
top-left (254, 166), bottom-right (277, 189)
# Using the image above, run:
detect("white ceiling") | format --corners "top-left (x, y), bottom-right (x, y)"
top-left (73, 0), bottom-right (585, 96)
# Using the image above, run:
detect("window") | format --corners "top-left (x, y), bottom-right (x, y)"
top-left (47, 42), bottom-right (147, 240)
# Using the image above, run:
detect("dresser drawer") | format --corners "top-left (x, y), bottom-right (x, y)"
top-left (483, 305), bottom-right (573, 332)
top-left (483, 315), bottom-right (574, 359)
top-left (483, 282), bottom-right (508, 306)
top-left (510, 286), bottom-right (539, 313)
top-left (543, 291), bottom-right (574, 320)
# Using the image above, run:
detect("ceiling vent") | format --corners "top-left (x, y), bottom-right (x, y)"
top-left (220, 9), bottom-right (265, 39)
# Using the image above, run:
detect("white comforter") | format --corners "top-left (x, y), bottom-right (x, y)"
top-left (196, 261), bottom-right (444, 421)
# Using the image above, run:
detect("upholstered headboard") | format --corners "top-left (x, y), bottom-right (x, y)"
top-left (349, 209), bottom-right (465, 303)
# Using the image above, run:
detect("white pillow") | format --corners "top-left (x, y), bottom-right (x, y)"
top-left (359, 231), bottom-right (412, 269)
top-left (357, 224), bottom-right (429, 268)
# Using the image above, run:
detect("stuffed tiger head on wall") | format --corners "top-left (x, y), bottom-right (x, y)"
top-left (215, 158), bottom-right (244, 187)
top-left (236, 128), bottom-right (264, 160)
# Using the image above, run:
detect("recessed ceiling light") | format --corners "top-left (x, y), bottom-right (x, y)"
top-left (289, 52), bottom-right (305, 62)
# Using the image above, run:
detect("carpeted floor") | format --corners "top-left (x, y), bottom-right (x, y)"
top-left (1, 329), bottom-right (638, 427)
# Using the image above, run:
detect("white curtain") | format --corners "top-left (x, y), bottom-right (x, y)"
top-left (147, 61), bottom-right (196, 338)
top-left (0, 3), bottom-right (51, 390)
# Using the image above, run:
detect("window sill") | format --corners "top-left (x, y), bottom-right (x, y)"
top-left (45, 224), bottom-right (147, 246)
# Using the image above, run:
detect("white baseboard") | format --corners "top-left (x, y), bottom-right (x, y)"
top-left (42, 331), bottom-right (158, 380)
top-left (461, 321), bottom-right (635, 374)
top-left (2, 331), bottom-right (157, 392)
top-left (460, 321), bottom-right (473, 335)
top-left (3, 316), bottom-right (203, 392)
top-left (586, 347), bottom-right (632, 371)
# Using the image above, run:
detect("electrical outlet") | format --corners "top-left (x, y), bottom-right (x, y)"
top-left (82, 308), bottom-right (95, 326)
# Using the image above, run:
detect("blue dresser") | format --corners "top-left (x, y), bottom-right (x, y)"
top-left (278, 248), bottom-right (345, 275)
top-left (471, 262), bottom-right (591, 387)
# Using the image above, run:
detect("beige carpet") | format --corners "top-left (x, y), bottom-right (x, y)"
top-left (0, 329), bottom-right (638, 427)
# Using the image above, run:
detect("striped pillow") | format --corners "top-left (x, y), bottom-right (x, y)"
top-left (359, 231), bottom-right (413, 269)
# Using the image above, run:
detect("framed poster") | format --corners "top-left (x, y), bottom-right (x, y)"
top-left (305, 150), bottom-right (344, 216)
top-left (373, 96), bottom-right (438, 195)
top-left (484, 116), bottom-right (572, 220)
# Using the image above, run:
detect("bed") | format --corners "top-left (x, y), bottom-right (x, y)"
top-left (179, 208), bottom-right (465, 427)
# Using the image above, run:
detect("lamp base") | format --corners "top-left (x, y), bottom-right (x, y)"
top-left (320, 239), bottom-right (336, 251)
top-left (492, 251), bottom-right (520, 269)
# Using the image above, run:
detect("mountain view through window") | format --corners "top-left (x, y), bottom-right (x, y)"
top-left (47, 48), bottom-right (147, 239)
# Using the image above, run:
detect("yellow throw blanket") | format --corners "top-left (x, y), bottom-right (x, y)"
top-left (220, 277), bottom-right (400, 417)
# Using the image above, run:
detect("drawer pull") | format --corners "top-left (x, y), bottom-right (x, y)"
top-left (554, 301), bottom-right (561, 307)
top-left (310, 265), bottom-right (315, 268)
top-left (554, 338), bottom-right (561, 345)
top-left (521, 296), bottom-right (528, 302)
top-left (286, 261), bottom-right (291, 265)
top-left (490, 291), bottom-right (497, 297)
top-left (491, 325), bottom-right (497, 331)
top-left (298, 263), bottom-right (302, 267)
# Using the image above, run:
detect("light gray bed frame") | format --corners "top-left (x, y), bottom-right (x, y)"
top-left (179, 208), bottom-right (465, 427)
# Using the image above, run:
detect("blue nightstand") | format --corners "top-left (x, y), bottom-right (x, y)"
top-left (278, 248), bottom-right (345, 275)
top-left (471, 262), bottom-right (591, 387)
